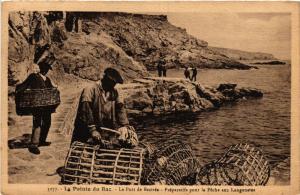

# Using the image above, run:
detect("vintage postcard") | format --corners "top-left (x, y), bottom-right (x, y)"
top-left (1, 1), bottom-right (300, 195)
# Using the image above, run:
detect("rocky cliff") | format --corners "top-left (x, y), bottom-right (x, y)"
top-left (210, 46), bottom-right (277, 61)
top-left (8, 12), bottom-right (149, 86)
top-left (81, 12), bottom-right (250, 70)
top-left (8, 11), bottom-right (251, 86)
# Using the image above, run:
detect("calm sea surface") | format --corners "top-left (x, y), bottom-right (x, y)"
top-left (132, 64), bottom-right (291, 167)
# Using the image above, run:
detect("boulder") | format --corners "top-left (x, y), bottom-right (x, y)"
top-left (125, 91), bottom-right (153, 110)
top-left (217, 83), bottom-right (237, 91)
top-left (118, 77), bottom-right (263, 116)
top-left (238, 88), bottom-right (263, 98)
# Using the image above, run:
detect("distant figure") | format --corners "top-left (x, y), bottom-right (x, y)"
top-left (157, 63), bottom-right (162, 77)
top-left (158, 60), bottom-right (167, 77)
top-left (184, 67), bottom-right (190, 80)
top-left (191, 67), bottom-right (197, 81)
top-left (162, 65), bottom-right (167, 77)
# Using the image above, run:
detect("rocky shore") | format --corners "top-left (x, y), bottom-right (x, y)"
top-left (119, 77), bottom-right (263, 116)
top-left (58, 77), bottom-right (263, 136)
top-left (210, 46), bottom-right (277, 61)
top-left (252, 60), bottom-right (286, 65)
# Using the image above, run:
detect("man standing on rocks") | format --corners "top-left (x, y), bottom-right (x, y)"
top-left (191, 67), bottom-right (198, 81)
top-left (184, 67), bottom-right (190, 80)
top-left (158, 59), bottom-right (167, 77)
top-left (157, 61), bottom-right (163, 77)
top-left (72, 68), bottom-right (138, 147)
top-left (162, 64), bottom-right (167, 77)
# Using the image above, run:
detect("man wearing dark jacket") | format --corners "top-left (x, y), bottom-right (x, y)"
top-left (191, 67), bottom-right (198, 81)
top-left (16, 46), bottom-right (56, 154)
top-left (72, 68), bottom-right (138, 147)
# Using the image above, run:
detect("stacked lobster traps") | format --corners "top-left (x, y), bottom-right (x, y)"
top-left (62, 139), bottom-right (270, 185)
top-left (197, 143), bottom-right (270, 185)
top-left (62, 140), bottom-right (201, 185)
top-left (63, 141), bottom-right (145, 185)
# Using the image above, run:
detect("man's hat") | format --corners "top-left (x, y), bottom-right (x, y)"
top-left (104, 68), bottom-right (124, 84)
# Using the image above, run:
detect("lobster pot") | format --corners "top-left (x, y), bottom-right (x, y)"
top-left (142, 142), bottom-right (200, 185)
top-left (197, 143), bottom-right (270, 186)
top-left (15, 88), bottom-right (60, 115)
top-left (63, 141), bottom-right (145, 185)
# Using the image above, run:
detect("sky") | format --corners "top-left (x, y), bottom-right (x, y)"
top-left (167, 13), bottom-right (291, 60)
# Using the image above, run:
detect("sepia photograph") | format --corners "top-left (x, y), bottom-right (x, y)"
top-left (1, 2), bottom-right (299, 195)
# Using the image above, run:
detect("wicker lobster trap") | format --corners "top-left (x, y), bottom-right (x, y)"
top-left (15, 88), bottom-right (60, 115)
top-left (197, 143), bottom-right (270, 186)
top-left (142, 141), bottom-right (201, 185)
top-left (63, 141), bottom-right (145, 185)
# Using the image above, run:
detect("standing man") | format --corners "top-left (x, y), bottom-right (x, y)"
top-left (184, 67), bottom-right (190, 80)
top-left (72, 68), bottom-right (138, 147)
top-left (16, 46), bottom-right (57, 155)
top-left (162, 64), bottom-right (167, 77)
top-left (191, 67), bottom-right (198, 81)
top-left (157, 62), bottom-right (162, 77)
top-left (159, 59), bottom-right (167, 77)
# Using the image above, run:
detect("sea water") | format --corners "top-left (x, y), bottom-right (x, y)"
top-left (133, 64), bottom-right (291, 168)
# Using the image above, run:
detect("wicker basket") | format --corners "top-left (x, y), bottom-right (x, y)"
top-left (15, 88), bottom-right (60, 115)
top-left (63, 141), bottom-right (145, 185)
top-left (197, 143), bottom-right (270, 186)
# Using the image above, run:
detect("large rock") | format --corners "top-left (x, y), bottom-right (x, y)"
top-left (53, 31), bottom-right (148, 81)
top-left (117, 77), bottom-right (263, 116)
